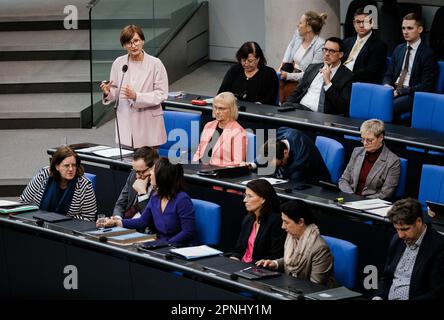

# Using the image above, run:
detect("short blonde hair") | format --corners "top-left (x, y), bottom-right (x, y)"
top-left (212, 92), bottom-right (239, 120)
top-left (360, 119), bottom-right (385, 137)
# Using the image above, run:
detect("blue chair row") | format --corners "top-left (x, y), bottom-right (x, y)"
top-left (418, 164), bottom-right (444, 212)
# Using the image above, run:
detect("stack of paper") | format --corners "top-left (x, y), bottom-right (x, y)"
top-left (241, 177), bottom-right (287, 185)
top-left (341, 199), bottom-right (392, 216)
top-left (0, 200), bottom-right (39, 215)
top-left (169, 245), bottom-right (222, 260)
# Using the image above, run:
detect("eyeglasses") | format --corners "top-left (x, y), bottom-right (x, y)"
top-left (354, 19), bottom-right (370, 25)
top-left (124, 38), bottom-right (142, 48)
top-left (322, 48), bottom-right (340, 54)
top-left (361, 137), bottom-right (376, 144)
top-left (241, 58), bottom-right (258, 65)
top-left (61, 163), bottom-right (77, 170)
top-left (134, 167), bottom-right (150, 176)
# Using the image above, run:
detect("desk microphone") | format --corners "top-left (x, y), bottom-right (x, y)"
top-left (99, 236), bottom-right (108, 243)
top-left (230, 273), bottom-right (239, 281)
top-left (35, 219), bottom-right (44, 227)
top-left (114, 64), bottom-right (128, 161)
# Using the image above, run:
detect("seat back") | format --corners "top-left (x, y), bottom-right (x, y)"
top-left (349, 83), bottom-right (393, 122)
top-left (411, 92), bottom-right (444, 133)
top-left (315, 136), bottom-right (345, 184)
top-left (191, 199), bottom-right (221, 246)
top-left (246, 130), bottom-right (256, 163)
top-left (418, 164), bottom-right (444, 211)
top-left (322, 235), bottom-right (358, 289)
top-left (394, 158), bottom-right (408, 199)
top-left (275, 71), bottom-right (280, 105)
top-left (84, 172), bottom-right (96, 192)
top-left (436, 61), bottom-right (444, 94)
top-left (160, 110), bottom-right (201, 160)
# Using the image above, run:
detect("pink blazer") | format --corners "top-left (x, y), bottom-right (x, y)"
top-left (193, 120), bottom-right (247, 166)
top-left (103, 52), bottom-right (168, 148)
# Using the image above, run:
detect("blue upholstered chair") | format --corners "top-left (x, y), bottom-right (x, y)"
top-left (418, 164), bottom-right (444, 211)
top-left (84, 172), bottom-right (96, 192)
top-left (160, 110), bottom-right (201, 160)
top-left (409, 92), bottom-right (444, 155)
top-left (349, 83), bottom-right (394, 122)
top-left (315, 136), bottom-right (345, 184)
top-left (191, 199), bottom-right (221, 246)
top-left (246, 130), bottom-right (256, 163)
top-left (322, 235), bottom-right (358, 289)
top-left (275, 71), bottom-right (281, 105)
top-left (394, 158), bottom-right (408, 199)
top-left (436, 61), bottom-right (444, 94)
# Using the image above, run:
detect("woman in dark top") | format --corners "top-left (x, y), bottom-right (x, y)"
top-left (218, 41), bottom-right (279, 105)
top-left (231, 179), bottom-right (285, 263)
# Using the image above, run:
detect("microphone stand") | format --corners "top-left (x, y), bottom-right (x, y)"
top-left (113, 65), bottom-right (128, 161)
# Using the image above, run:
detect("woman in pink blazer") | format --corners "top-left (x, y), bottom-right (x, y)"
top-left (193, 92), bottom-right (247, 166)
top-left (100, 25), bottom-right (168, 149)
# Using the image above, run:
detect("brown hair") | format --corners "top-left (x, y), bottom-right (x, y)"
top-left (388, 198), bottom-right (424, 225)
top-left (120, 25), bottom-right (145, 46)
top-left (403, 12), bottom-right (423, 28)
top-left (49, 145), bottom-right (84, 181)
top-left (235, 41), bottom-right (267, 67)
top-left (304, 11), bottom-right (328, 34)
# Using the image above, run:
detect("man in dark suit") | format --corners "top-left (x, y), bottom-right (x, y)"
top-left (343, 8), bottom-right (387, 84)
top-left (257, 127), bottom-right (331, 184)
top-left (383, 12), bottom-right (438, 124)
top-left (282, 37), bottom-right (354, 116)
top-left (113, 146), bottom-right (159, 218)
top-left (374, 198), bottom-right (444, 300)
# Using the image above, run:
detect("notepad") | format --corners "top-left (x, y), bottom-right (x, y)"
top-left (169, 245), bottom-right (222, 260)
top-left (106, 232), bottom-right (156, 245)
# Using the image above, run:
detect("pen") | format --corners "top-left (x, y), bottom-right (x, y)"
top-left (102, 228), bottom-right (113, 232)
top-left (241, 266), bottom-right (252, 272)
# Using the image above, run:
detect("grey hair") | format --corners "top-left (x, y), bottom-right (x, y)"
top-left (360, 119), bottom-right (385, 137)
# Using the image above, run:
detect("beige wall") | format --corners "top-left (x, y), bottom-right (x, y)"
top-left (264, 0), bottom-right (340, 69)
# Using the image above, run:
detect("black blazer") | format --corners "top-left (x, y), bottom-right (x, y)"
top-left (376, 226), bottom-right (444, 300)
top-left (113, 170), bottom-right (150, 217)
top-left (343, 32), bottom-right (387, 84)
top-left (232, 211), bottom-right (285, 262)
top-left (276, 127), bottom-right (331, 184)
top-left (284, 63), bottom-right (354, 116)
top-left (383, 41), bottom-right (438, 96)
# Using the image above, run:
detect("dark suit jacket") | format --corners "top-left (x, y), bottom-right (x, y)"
top-left (343, 32), bottom-right (387, 84)
top-left (232, 211), bottom-right (285, 262)
top-left (383, 41), bottom-right (438, 96)
top-left (376, 226), bottom-right (444, 300)
top-left (284, 63), bottom-right (354, 116)
top-left (276, 127), bottom-right (331, 184)
top-left (113, 171), bottom-right (151, 217)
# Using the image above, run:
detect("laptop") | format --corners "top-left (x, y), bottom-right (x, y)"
top-left (33, 212), bottom-right (73, 223)
top-left (426, 201), bottom-right (444, 226)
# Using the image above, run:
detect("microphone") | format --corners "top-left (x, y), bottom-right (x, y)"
top-left (113, 64), bottom-right (128, 161)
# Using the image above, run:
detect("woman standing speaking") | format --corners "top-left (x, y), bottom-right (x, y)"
top-left (100, 25), bottom-right (168, 149)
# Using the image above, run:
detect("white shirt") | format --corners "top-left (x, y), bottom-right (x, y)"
top-left (300, 63), bottom-right (340, 112)
top-left (396, 38), bottom-right (421, 87)
top-left (344, 31), bottom-right (372, 71)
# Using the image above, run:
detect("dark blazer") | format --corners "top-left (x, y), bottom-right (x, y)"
top-left (383, 41), bottom-right (438, 96)
top-left (343, 32), bottom-right (387, 84)
top-left (284, 63), bottom-right (354, 116)
top-left (232, 211), bottom-right (285, 262)
top-left (276, 127), bottom-right (331, 184)
top-left (375, 226), bottom-right (444, 300)
top-left (113, 170), bottom-right (150, 217)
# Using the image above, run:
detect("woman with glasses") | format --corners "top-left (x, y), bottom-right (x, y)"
top-left (193, 92), bottom-right (246, 166)
top-left (279, 11), bottom-right (327, 103)
top-left (218, 41), bottom-right (279, 105)
top-left (100, 24), bottom-right (168, 149)
top-left (256, 200), bottom-right (334, 286)
top-left (231, 179), bottom-right (285, 263)
top-left (338, 119), bottom-right (401, 200)
top-left (102, 157), bottom-right (196, 246)
top-left (20, 145), bottom-right (97, 221)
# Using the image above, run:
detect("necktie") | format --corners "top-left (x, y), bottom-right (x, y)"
top-left (344, 38), bottom-right (363, 65)
top-left (318, 81), bottom-right (326, 113)
top-left (396, 46), bottom-right (412, 90)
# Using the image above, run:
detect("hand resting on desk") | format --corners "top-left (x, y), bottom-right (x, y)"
top-left (256, 259), bottom-right (278, 270)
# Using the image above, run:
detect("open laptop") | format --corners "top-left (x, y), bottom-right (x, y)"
top-left (426, 201), bottom-right (444, 226)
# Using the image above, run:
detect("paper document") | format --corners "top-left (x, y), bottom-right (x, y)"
top-left (241, 177), bottom-right (288, 185)
top-left (366, 206), bottom-right (392, 217)
top-left (342, 199), bottom-right (391, 211)
top-left (93, 148), bottom-right (133, 158)
top-left (0, 200), bottom-right (21, 207)
top-left (203, 98), bottom-right (214, 104)
top-left (170, 245), bottom-right (222, 260)
top-left (75, 145), bottom-right (110, 153)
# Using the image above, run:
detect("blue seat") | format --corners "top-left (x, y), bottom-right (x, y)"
top-left (246, 130), bottom-right (256, 163)
top-left (191, 199), bottom-right (221, 246)
top-left (418, 164), bottom-right (444, 212)
top-left (315, 136), bottom-right (345, 184)
top-left (84, 172), bottom-right (96, 191)
top-left (322, 235), bottom-right (358, 289)
top-left (160, 110), bottom-right (201, 160)
top-left (409, 92), bottom-right (444, 155)
top-left (436, 61), bottom-right (444, 94)
top-left (349, 83), bottom-right (393, 122)
top-left (394, 158), bottom-right (408, 199)
top-left (275, 71), bottom-right (280, 105)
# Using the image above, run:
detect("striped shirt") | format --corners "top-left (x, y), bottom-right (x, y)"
top-left (20, 167), bottom-right (97, 221)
